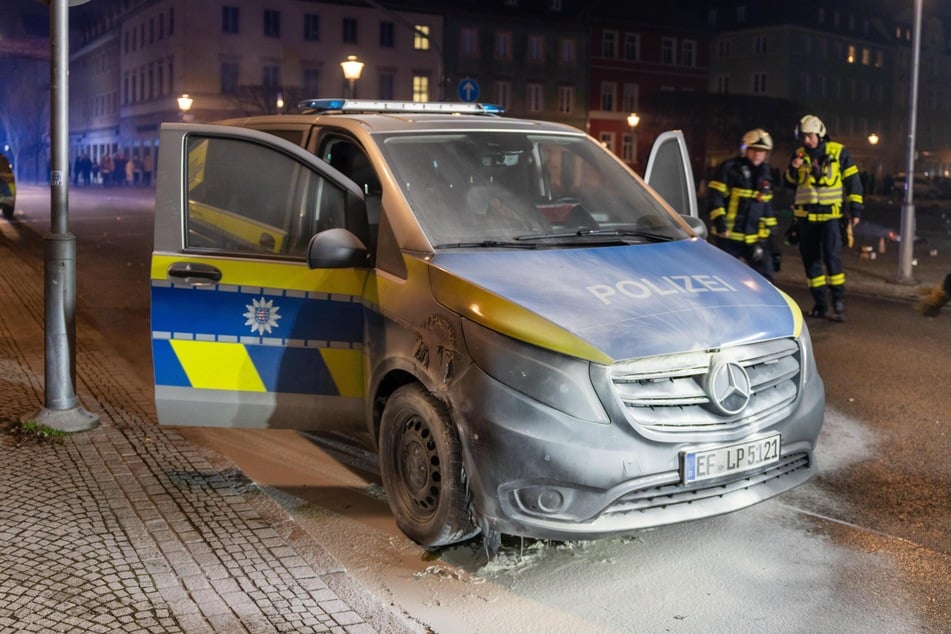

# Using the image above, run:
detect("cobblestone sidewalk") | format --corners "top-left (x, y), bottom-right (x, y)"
top-left (0, 225), bottom-right (411, 632)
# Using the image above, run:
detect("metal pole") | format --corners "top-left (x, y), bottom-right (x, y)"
top-left (24, 0), bottom-right (98, 432)
top-left (897, 0), bottom-right (922, 284)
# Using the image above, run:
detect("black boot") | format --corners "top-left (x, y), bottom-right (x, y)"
top-left (829, 299), bottom-right (846, 322)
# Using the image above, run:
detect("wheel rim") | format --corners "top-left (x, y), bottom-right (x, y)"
top-left (395, 415), bottom-right (441, 519)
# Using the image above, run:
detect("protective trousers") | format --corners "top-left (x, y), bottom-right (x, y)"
top-left (797, 217), bottom-right (844, 311)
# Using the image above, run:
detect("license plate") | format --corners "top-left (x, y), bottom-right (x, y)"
top-left (682, 433), bottom-right (781, 484)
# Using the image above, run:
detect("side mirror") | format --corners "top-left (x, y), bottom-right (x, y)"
top-left (681, 215), bottom-right (708, 240)
top-left (306, 228), bottom-right (370, 269)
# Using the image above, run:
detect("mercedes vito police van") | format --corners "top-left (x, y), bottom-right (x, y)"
top-left (151, 100), bottom-right (824, 548)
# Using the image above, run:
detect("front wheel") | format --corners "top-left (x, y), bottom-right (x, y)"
top-left (379, 384), bottom-right (478, 547)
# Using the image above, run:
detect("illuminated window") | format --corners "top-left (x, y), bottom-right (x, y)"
top-left (412, 75), bottom-right (430, 102)
top-left (414, 24), bottom-right (430, 50)
top-left (847, 45), bottom-right (856, 63)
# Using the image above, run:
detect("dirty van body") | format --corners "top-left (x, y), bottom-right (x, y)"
top-left (150, 100), bottom-right (824, 548)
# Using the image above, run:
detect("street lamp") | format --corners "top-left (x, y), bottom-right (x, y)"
top-left (177, 93), bottom-right (193, 121)
top-left (340, 55), bottom-right (365, 98)
top-left (868, 132), bottom-right (879, 145)
top-left (627, 112), bottom-right (640, 129)
top-left (276, 91), bottom-right (285, 113)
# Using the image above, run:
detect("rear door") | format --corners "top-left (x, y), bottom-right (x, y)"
top-left (151, 123), bottom-right (369, 429)
top-left (643, 130), bottom-right (698, 218)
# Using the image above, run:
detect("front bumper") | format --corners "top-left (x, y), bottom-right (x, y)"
top-left (451, 362), bottom-right (824, 541)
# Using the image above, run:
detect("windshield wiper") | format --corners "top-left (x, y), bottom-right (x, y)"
top-left (434, 240), bottom-right (538, 249)
top-left (515, 228), bottom-right (675, 242)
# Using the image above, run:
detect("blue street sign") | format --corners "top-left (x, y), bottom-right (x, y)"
top-left (457, 78), bottom-right (480, 103)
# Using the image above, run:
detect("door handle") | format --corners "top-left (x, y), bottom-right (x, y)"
top-left (166, 262), bottom-right (223, 287)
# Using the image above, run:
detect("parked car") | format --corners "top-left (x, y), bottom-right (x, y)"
top-left (150, 100), bottom-right (824, 550)
top-left (893, 172), bottom-right (940, 198)
top-left (0, 154), bottom-right (15, 220)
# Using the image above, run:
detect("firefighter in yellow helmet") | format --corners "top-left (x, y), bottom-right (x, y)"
top-left (785, 114), bottom-right (863, 321)
top-left (706, 128), bottom-right (778, 280)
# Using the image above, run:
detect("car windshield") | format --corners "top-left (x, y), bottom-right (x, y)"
top-left (378, 131), bottom-right (689, 248)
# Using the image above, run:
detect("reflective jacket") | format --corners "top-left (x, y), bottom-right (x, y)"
top-left (785, 140), bottom-right (863, 222)
top-left (707, 157), bottom-right (776, 244)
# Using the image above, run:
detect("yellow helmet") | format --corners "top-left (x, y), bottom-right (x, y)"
top-left (741, 128), bottom-right (773, 151)
top-left (797, 114), bottom-right (827, 138)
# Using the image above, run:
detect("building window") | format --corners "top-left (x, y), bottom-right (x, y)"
top-left (221, 61), bottom-right (239, 94)
top-left (621, 133), bottom-right (635, 162)
top-left (559, 37), bottom-right (576, 64)
top-left (599, 132), bottom-right (615, 153)
top-left (558, 85), bottom-right (574, 114)
top-left (602, 31), bottom-right (617, 58)
top-left (461, 27), bottom-right (478, 58)
top-left (494, 32), bottom-right (512, 60)
top-left (412, 74), bottom-right (430, 102)
top-left (222, 6), bottom-right (239, 34)
top-left (379, 70), bottom-right (395, 100)
top-left (875, 50), bottom-right (884, 68)
top-left (861, 47), bottom-right (871, 65)
top-left (304, 14), bottom-right (319, 41)
top-left (752, 72), bottom-right (767, 94)
top-left (548, 0), bottom-right (562, 10)
top-left (264, 10), bottom-right (280, 38)
top-left (661, 38), bottom-right (676, 64)
top-left (621, 82), bottom-right (638, 112)
top-left (623, 33), bottom-right (639, 61)
top-left (754, 35), bottom-right (767, 54)
top-left (681, 40), bottom-right (696, 66)
top-left (263, 64), bottom-right (281, 90)
top-left (717, 39), bottom-right (730, 59)
top-left (527, 83), bottom-right (543, 112)
top-left (302, 68), bottom-right (319, 97)
top-left (495, 81), bottom-right (511, 110)
top-left (414, 25), bottom-right (430, 50)
top-left (847, 44), bottom-right (856, 63)
top-left (600, 81), bottom-right (616, 111)
top-left (343, 17), bottom-right (358, 44)
top-left (380, 21), bottom-right (395, 48)
top-left (528, 35), bottom-right (544, 63)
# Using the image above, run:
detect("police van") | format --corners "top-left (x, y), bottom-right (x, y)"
top-left (151, 100), bottom-right (824, 548)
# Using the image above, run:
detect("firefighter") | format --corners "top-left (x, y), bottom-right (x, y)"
top-left (707, 128), bottom-right (778, 280)
top-left (785, 114), bottom-right (863, 322)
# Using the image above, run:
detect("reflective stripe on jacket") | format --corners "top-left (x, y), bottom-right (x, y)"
top-left (785, 141), bottom-right (864, 221)
top-left (707, 157), bottom-right (775, 244)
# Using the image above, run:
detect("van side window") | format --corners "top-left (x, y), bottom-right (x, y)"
top-left (320, 138), bottom-right (381, 248)
top-left (183, 135), bottom-right (345, 257)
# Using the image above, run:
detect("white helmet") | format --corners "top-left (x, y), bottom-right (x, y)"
top-left (797, 114), bottom-right (827, 138)
top-left (741, 128), bottom-right (773, 151)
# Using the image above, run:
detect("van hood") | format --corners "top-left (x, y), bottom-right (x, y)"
top-left (429, 239), bottom-right (800, 363)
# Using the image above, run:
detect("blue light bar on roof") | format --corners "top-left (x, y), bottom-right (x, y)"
top-left (297, 99), bottom-right (505, 116)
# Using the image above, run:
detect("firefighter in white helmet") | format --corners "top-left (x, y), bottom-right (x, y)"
top-left (706, 128), bottom-right (779, 280)
top-left (785, 114), bottom-right (863, 321)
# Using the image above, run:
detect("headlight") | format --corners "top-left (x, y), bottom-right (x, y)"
top-left (461, 319), bottom-right (609, 423)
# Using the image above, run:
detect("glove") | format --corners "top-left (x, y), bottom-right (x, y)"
top-left (839, 218), bottom-right (854, 248)
top-left (749, 243), bottom-right (765, 264)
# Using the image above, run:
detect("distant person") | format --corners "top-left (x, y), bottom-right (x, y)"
top-left (100, 153), bottom-right (114, 187)
top-left (916, 273), bottom-right (950, 317)
top-left (785, 114), bottom-right (863, 322)
top-left (0, 153), bottom-right (15, 220)
top-left (142, 152), bottom-right (153, 187)
top-left (706, 129), bottom-right (778, 280)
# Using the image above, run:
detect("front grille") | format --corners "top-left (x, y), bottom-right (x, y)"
top-left (611, 338), bottom-right (802, 433)
top-left (602, 452), bottom-right (810, 517)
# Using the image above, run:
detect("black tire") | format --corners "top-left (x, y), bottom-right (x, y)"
top-left (1, 205), bottom-right (11, 220)
top-left (379, 384), bottom-right (478, 547)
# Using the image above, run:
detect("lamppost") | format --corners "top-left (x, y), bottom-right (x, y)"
top-left (177, 93), bottom-right (193, 121)
top-left (867, 132), bottom-right (881, 196)
top-left (340, 56), bottom-right (365, 99)
top-left (626, 113), bottom-right (640, 165)
top-left (276, 91), bottom-right (285, 114)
